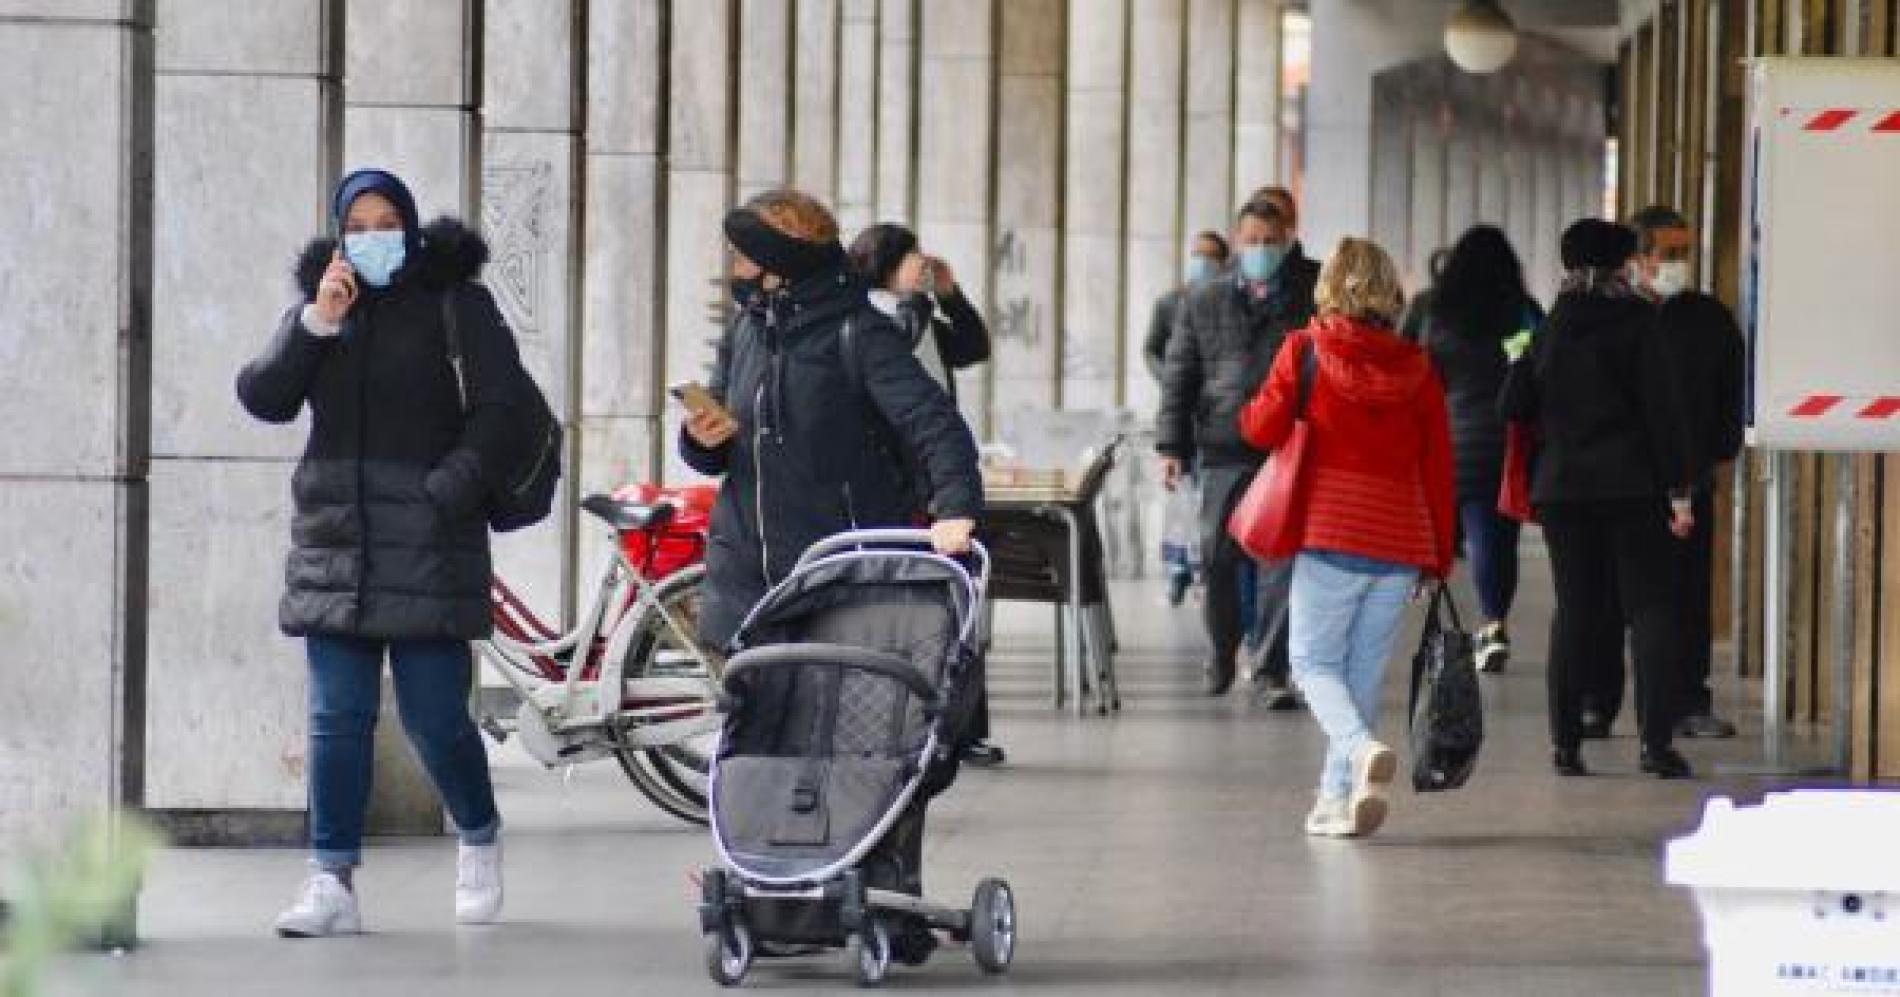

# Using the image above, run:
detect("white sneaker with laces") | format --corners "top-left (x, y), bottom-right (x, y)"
top-left (455, 840), bottom-right (504, 925)
top-left (1348, 740), bottom-right (1398, 837)
top-left (274, 869), bottom-right (361, 938)
top-left (1304, 797), bottom-right (1354, 838)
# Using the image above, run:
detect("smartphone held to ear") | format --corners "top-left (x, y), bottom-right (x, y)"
top-left (669, 381), bottom-right (729, 420)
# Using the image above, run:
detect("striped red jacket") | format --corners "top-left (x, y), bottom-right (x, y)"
top-left (1237, 316), bottom-right (1456, 578)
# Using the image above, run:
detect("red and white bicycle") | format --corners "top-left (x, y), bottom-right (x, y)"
top-left (476, 485), bottom-right (723, 825)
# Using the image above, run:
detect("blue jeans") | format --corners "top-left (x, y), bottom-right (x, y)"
top-left (1288, 551), bottom-right (1420, 799)
top-left (1460, 500), bottom-right (1520, 624)
top-left (307, 635), bottom-right (500, 870)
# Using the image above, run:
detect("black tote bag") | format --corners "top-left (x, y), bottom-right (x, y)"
top-left (1408, 584), bottom-right (1484, 792)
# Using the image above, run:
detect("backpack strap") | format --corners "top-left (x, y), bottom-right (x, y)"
top-left (441, 291), bottom-right (468, 412)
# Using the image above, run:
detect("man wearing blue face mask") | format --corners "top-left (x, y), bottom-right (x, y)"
top-left (1156, 197), bottom-right (1319, 700)
top-left (1143, 230), bottom-right (1231, 383)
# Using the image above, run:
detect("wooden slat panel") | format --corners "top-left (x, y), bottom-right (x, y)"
top-left (1684, 0), bottom-right (1712, 236)
top-left (1657, 0), bottom-right (1683, 209)
top-left (1793, 453), bottom-right (1820, 723)
top-left (1879, 457), bottom-right (1900, 779)
top-left (1816, 454), bottom-right (1841, 725)
top-left (1635, 24), bottom-right (1657, 209)
top-left (1852, 455), bottom-right (1880, 779)
top-left (1712, 0), bottom-right (1747, 310)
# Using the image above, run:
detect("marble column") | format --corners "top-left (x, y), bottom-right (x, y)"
top-left (481, 0), bottom-right (584, 624)
top-left (141, 0), bottom-right (341, 840)
top-left (664, 0), bottom-right (737, 482)
top-left (580, 0), bottom-right (668, 547)
top-left (916, 0), bottom-right (995, 432)
top-left (0, 4), bottom-right (153, 920)
top-left (1062, 0), bottom-right (1129, 410)
top-left (1181, 0), bottom-right (1236, 242)
top-left (1232, 0), bottom-right (1283, 205)
top-left (735, 0), bottom-right (792, 202)
top-left (875, 0), bottom-right (917, 224)
top-left (1121, 0), bottom-right (1184, 418)
top-left (835, 0), bottom-right (880, 235)
top-left (343, 0), bottom-right (485, 835)
top-left (989, 0), bottom-right (1064, 415)
top-left (793, 0), bottom-right (841, 201)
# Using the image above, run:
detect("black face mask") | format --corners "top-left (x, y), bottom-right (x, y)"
top-left (729, 276), bottom-right (766, 310)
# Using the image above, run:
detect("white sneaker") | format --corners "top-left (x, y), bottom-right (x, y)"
top-left (1304, 797), bottom-right (1354, 838)
top-left (455, 840), bottom-right (503, 925)
top-left (1347, 740), bottom-right (1398, 837)
top-left (274, 869), bottom-right (361, 938)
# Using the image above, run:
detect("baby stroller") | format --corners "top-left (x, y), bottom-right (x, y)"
top-left (698, 529), bottom-right (1017, 987)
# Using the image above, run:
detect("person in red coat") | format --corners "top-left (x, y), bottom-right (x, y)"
top-left (1238, 237), bottom-right (1455, 839)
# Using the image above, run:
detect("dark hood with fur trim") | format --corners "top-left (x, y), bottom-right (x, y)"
top-left (239, 214), bottom-right (526, 641)
top-left (294, 216), bottom-right (491, 301)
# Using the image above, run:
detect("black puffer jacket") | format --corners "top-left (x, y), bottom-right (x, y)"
top-left (1412, 289), bottom-right (1546, 504)
top-left (1155, 264), bottom-right (1318, 468)
top-left (238, 219), bottom-right (524, 640)
top-left (1499, 291), bottom-right (1693, 507)
top-left (682, 267), bottom-right (983, 650)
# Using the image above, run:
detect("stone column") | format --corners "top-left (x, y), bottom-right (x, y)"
top-left (1121, 0), bottom-right (1184, 418)
top-left (665, 0), bottom-right (737, 482)
top-left (580, 0), bottom-right (668, 535)
top-left (916, 0), bottom-right (996, 431)
top-left (989, 0), bottom-right (1064, 415)
top-left (1062, 0), bottom-right (1129, 410)
top-left (793, 0), bottom-right (841, 201)
top-left (1181, 0), bottom-right (1235, 241)
top-left (140, 0), bottom-right (340, 843)
top-left (343, 0), bottom-right (485, 835)
top-left (1232, 0), bottom-right (1283, 204)
top-left (735, 0), bottom-right (792, 202)
top-left (875, 0), bottom-right (918, 224)
top-left (481, 0), bottom-right (584, 623)
top-left (0, 4), bottom-right (153, 921)
top-left (835, 0), bottom-right (880, 235)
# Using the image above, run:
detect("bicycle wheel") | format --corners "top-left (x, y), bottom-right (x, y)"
top-left (611, 564), bottom-right (721, 824)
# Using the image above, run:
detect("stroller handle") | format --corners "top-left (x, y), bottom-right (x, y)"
top-left (794, 529), bottom-right (990, 590)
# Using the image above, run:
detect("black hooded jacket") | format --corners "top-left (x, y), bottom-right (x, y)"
top-left (681, 267), bottom-right (983, 650)
top-left (1499, 291), bottom-right (1693, 507)
top-left (237, 218), bottom-right (525, 640)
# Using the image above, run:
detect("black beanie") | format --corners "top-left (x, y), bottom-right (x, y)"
top-left (1560, 218), bottom-right (1637, 271)
top-left (723, 207), bottom-right (847, 282)
top-left (331, 168), bottom-right (422, 256)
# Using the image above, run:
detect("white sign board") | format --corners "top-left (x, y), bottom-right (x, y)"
top-left (1746, 58), bottom-right (1900, 451)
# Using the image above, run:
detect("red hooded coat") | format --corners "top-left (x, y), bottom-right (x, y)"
top-left (1237, 316), bottom-right (1456, 578)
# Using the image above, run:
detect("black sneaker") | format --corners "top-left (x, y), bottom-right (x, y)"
top-left (1640, 745), bottom-right (1694, 780)
top-left (1676, 712), bottom-right (1738, 738)
top-left (1475, 624), bottom-right (1510, 673)
top-left (1166, 570), bottom-right (1193, 607)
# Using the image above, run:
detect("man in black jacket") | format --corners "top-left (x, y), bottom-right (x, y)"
top-left (1156, 197), bottom-right (1319, 699)
top-left (1632, 205), bottom-right (1747, 739)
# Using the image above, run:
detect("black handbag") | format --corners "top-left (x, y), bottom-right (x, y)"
top-left (1407, 583), bottom-right (1484, 792)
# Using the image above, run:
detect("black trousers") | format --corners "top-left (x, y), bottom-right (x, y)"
top-left (1542, 500), bottom-right (1685, 752)
top-left (1198, 463), bottom-right (1290, 681)
top-left (1581, 487), bottom-right (1716, 723)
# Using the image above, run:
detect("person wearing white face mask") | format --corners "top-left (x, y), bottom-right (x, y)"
top-left (1613, 205), bottom-right (1746, 741)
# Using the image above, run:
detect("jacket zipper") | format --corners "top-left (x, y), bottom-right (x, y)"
top-left (513, 422), bottom-right (556, 496)
top-left (754, 381), bottom-right (771, 585)
top-left (353, 303), bottom-right (374, 621)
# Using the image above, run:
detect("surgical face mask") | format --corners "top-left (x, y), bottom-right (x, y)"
top-left (343, 230), bottom-right (407, 288)
top-left (1651, 259), bottom-right (1692, 299)
top-left (1183, 255), bottom-right (1218, 284)
top-left (1237, 243), bottom-right (1286, 283)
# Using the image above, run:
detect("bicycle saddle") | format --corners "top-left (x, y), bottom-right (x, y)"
top-left (580, 494), bottom-right (678, 532)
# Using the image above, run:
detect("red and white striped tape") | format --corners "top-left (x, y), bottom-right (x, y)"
top-left (1787, 394), bottom-right (1900, 419)
top-left (1781, 107), bottom-right (1900, 132)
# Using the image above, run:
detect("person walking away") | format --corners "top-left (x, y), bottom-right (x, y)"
top-left (1238, 238), bottom-right (1455, 838)
top-left (1404, 225), bottom-right (1544, 673)
top-left (847, 223), bottom-right (1004, 765)
top-left (238, 169), bottom-right (525, 937)
top-left (1156, 197), bottom-right (1318, 703)
top-left (1631, 205), bottom-right (1746, 738)
top-left (1499, 218), bottom-right (1699, 780)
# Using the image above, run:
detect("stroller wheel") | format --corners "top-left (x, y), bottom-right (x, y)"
top-left (848, 917), bottom-right (892, 988)
top-left (705, 920), bottom-right (753, 987)
top-left (969, 878), bottom-right (1017, 974)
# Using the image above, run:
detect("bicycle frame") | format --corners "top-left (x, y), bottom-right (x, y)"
top-left (475, 528), bottom-right (719, 766)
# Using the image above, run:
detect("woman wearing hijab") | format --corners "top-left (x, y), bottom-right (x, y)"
top-left (239, 169), bottom-right (531, 937)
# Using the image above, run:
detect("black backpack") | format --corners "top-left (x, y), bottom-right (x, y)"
top-left (1408, 583), bottom-right (1484, 792)
top-left (442, 292), bottom-right (563, 533)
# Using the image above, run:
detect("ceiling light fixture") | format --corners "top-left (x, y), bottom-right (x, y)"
top-left (1445, 0), bottom-right (1519, 75)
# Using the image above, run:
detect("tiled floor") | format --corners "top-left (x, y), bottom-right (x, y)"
top-left (47, 556), bottom-right (1776, 995)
